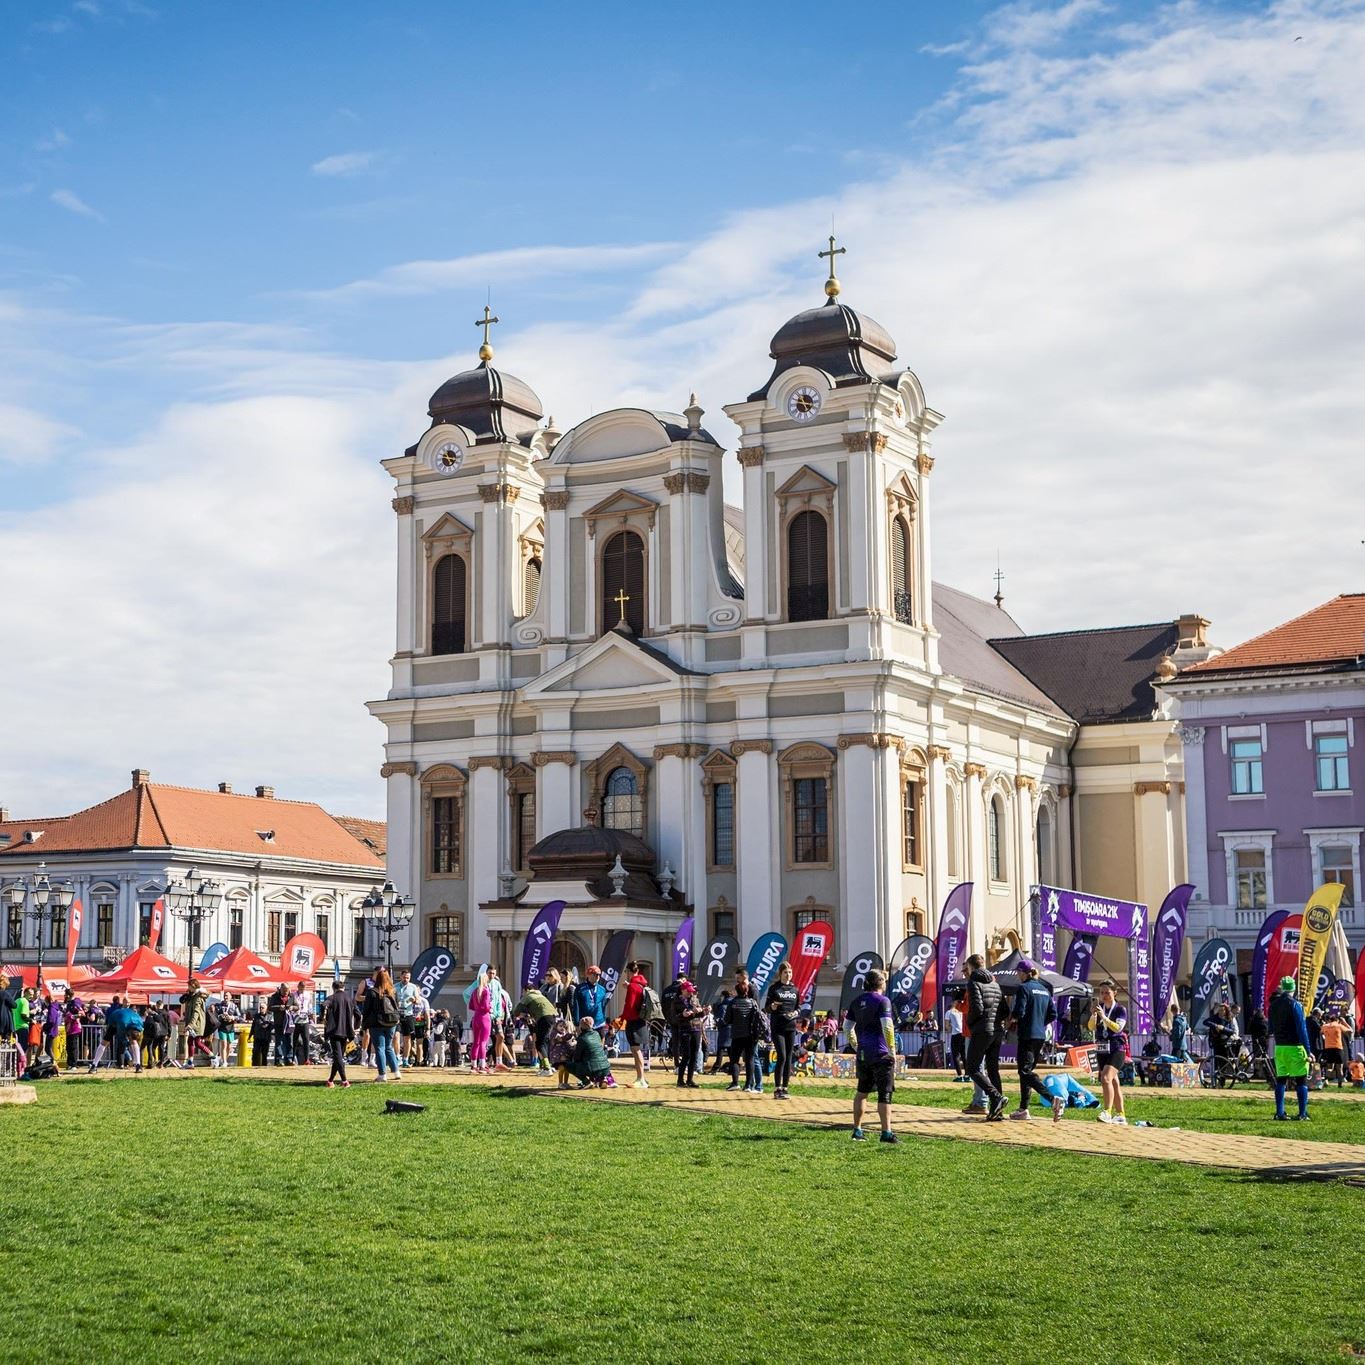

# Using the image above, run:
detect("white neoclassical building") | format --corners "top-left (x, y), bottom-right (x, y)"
top-left (368, 256), bottom-right (1195, 999)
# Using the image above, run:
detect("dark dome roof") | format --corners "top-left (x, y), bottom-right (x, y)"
top-left (427, 362), bottom-right (543, 445)
top-left (749, 298), bottom-right (899, 400)
top-left (527, 825), bottom-right (654, 870)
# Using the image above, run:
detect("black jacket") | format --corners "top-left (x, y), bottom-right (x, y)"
top-left (765, 982), bottom-right (800, 1029)
top-left (727, 994), bottom-right (760, 1041)
top-left (323, 991), bottom-right (357, 1040)
top-left (965, 968), bottom-right (1004, 1037)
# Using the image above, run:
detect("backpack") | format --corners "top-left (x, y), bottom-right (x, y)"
top-left (375, 993), bottom-right (399, 1028)
top-left (638, 987), bottom-right (663, 1022)
top-left (753, 1004), bottom-right (772, 1045)
top-left (205, 1004), bottom-right (221, 1034)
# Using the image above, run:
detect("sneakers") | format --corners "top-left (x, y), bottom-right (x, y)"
top-left (87, 1063), bottom-right (97, 1076)
top-left (851, 1127), bottom-right (867, 1141)
top-left (1112, 1114), bottom-right (1128, 1126)
top-left (1051, 1095), bottom-right (1066, 1124)
top-left (879, 1131), bottom-right (899, 1144)
top-left (1272, 1112), bottom-right (1287, 1121)
top-left (1291, 1113), bottom-right (1311, 1122)
top-left (961, 1103), bottom-right (987, 1116)
top-left (326, 1080), bottom-right (335, 1089)
top-left (726, 1083), bottom-right (740, 1092)
top-left (1008, 1108), bottom-right (1032, 1121)
top-left (986, 1096), bottom-right (1008, 1121)
top-left (632, 1080), bottom-right (649, 1090)
top-left (1097, 1110), bottom-right (1113, 1124)
top-left (341, 1080), bottom-right (351, 1089)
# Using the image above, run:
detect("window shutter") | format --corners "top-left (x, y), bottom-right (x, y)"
top-left (523, 556), bottom-right (542, 616)
top-left (892, 518), bottom-right (912, 623)
top-left (433, 554), bottom-right (466, 654)
top-left (787, 511), bottom-right (829, 621)
top-left (600, 531), bottom-right (645, 635)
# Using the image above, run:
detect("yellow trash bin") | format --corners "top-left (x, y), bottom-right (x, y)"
top-left (236, 1022), bottom-right (252, 1068)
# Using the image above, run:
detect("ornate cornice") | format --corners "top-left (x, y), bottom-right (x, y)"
top-left (391, 495), bottom-right (415, 515)
top-left (928, 745), bottom-right (952, 762)
top-left (916, 454), bottom-right (935, 475)
top-left (543, 489), bottom-right (570, 511)
top-left (837, 732), bottom-right (905, 753)
top-left (467, 755), bottom-right (513, 772)
top-left (379, 761), bottom-right (417, 779)
top-left (653, 742), bottom-right (708, 760)
top-left (478, 481), bottom-right (521, 504)
top-left (736, 446), bottom-right (765, 468)
top-left (729, 739), bottom-right (773, 757)
top-left (841, 432), bottom-right (889, 454)
top-left (963, 762), bottom-right (988, 780)
top-left (1134, 780), bottom-right (1173, 796)
top-left (1014, 775), bottom-right (1038, 792)
top-left (532, 749), bottom-right (576, 767)
top-left (1176, 725), bottom-right (1205, 745)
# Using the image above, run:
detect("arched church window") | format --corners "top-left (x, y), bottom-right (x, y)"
top-left (432, 553), bottom-right (467, 655)
top-left (600, 530), bottom-right (645, 636)
top-left (787, 509), bottom-right (829, 622)
top-left (601, 765), bottom-right (644, 837)
top-left (989, 795), bottom-right (1007, 882)
top-left (891, 515), bottom-right (913, 624)
top-left (524, 555), bottom-right (542, 617)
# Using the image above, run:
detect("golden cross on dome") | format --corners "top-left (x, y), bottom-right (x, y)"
top-left (614, 588), bottom-right (631, 624)
top-left (474, 304), bottom-right (500, 361)
top-left (819, 234), bottom-right (846, 299)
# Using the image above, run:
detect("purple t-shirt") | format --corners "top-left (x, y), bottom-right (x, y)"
top-left (850, 990), bottom-right (893, 1060)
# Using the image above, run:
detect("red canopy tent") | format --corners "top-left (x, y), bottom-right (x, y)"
top-left (84, 945), bottom-right (189, 1001)
top-left (198, 946), bottom-right (291, 994)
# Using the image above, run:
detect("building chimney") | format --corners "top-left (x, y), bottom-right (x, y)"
top-left (218, 782), bottom-right (233, 794)
top-left (131, 769), bottom-right (150, 789)
top-left (255, 785), bottom-right (275, 799)
top-left (0, 806), bottom-right (9, 822)
top-left (1176, 614), bottom-right (1210, 648)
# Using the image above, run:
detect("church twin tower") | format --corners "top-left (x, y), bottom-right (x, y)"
top-left (370, 245), bottom-right (1069, 992)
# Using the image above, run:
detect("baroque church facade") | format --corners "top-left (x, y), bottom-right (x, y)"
top-left (369, 253), bottom-right (1193, 996)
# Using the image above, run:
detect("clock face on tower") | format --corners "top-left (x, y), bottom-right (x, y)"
top-left (787, 386), bottom-right (822, 423)
top-left (432, 439), bottom-right (465, 476)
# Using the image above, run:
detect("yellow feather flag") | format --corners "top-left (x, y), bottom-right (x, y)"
top-left (1294, 882), bottom-right (1348, 1006)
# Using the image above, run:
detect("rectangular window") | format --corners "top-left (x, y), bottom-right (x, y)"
top-left (228, 905), bottom-right (244, 950)
top-left (1315, 734), bottom-right (1350, 791)
top-left (189, 917), bottom-right (202, 951)
top-left (906, 909), bottom-right (924, 938)
top-left (266, 911), bottom-right (282, 955)
top-left (1320, 845), bottom-right (1355, 908)
top-left (50, 913), bottom-right (66, 950)
top-left (432, 796), bottom-right (461, 875)
top-left (793, 776), bottom-right (829, 864)
top-left (791, 905), bottom-right (824, 941)
top-left (1235, 849), bottom-right (1267, 909)
top-left (96, 903), bottom-right (114, 948)
top-left (316, 913), bottom-right (330, 954)
top-left (902, 778), bottom-right (922, 867)
top-left (6, 906), bottom-right (22, 949)
top-left (429, 914), bottom-right (462, 958)
top-left (139, 903), bottom-right (155, 946)
top-left (283, 911), bottom-right (298, 943)
top-left (711, 906), bottom-right (736, 940)
top-left (1230, 738), bottom-right (1264, 795)
top-left (353, 914), bottom-right (368, 959)
top-left (514, 792), bottom-right (536, 872)
top-left (711, 781), bottom-right (735, 869)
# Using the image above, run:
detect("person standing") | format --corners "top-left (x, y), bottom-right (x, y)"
top-left (143, 1001), bottom-right (170, 1068)
top-left (709, 989), bottom-right (733, 1074)
top-left (249, 1008), bottom-right (272, 1067)
top-left (725, 982), bottom-right (760, 1092)
top-left (1169, 1007), bottom-right (1191, 1062)
top-left (1008, 959), bottom-right (1063, 1123)
top-left (268, 981), bottom-right (292, 1066)
top-left (467, 970), bottom-right (493, 1074)
top-left (945, 995), bottom-right (967, 1081)
top-left (622, 961), bottom-right (650, 1089)
top-left (1320, 1013), bottom-right (1349, 1087)
top-left (322, 982), bottom-right (355, 1088)
top-left (61, 991), bottom-right (84, 1070)
top-left (395, 968), bottom-right (421, 1067)
top-left (570, 965), bottom-right (609, 1037)
top-left (1306, 1008), bottom-right (1325, 1068)
top-left (515, 984), bottom-right (558, 1076)
top-left (430, 1009), bottom-right (449, 1068)
top-left (1087, 981), bottom-right (1129, 1124)
top-left (1268, 976), bottom-right (1312, 1121)
top-left (675, 981), bottom-right (704, 1087)
top-left (0, 973), bottom-right (23, 1074)
top-left (661, 971), bottom-right (686, 1065)
top-left (487, 968), bottom-right (517, 1071)
top-left (963, 955), bottom-right (1008, 1121)
top-left (292, 981), bottom-right (314, 1066)
top-left (542, 967), bottom-right (569, 1019)
top-left (361, 967), bottom-right (401, 1082)
top-left (765, 962), bottom-right (801, 1100)
top-left (179, 978), bottom-right (213, 1070)
top-left (848, 968), bottom-right (898, 1144)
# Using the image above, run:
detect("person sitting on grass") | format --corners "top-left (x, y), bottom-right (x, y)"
top-left (567, 1015), bottom-right (615, 1088)
top-left (1268, 976), bottom-right (1312, 1121)
top-left (848, 967), bottom-right (898, 1144)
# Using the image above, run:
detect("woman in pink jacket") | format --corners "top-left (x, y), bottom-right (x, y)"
top-left (467, 970), bottom-right (493, 1074)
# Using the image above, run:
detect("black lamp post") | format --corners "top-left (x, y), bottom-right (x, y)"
top-left (164, 868), bottom-right (224, 982)
top-left (361, 881), bottom-right (414, 974)
top-left (8, 863), bottom-right (74, 995)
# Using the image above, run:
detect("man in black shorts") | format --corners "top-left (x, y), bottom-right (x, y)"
top-left (848, 968), bottom-right (898, 1144)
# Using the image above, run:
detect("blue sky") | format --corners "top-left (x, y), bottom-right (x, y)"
top-left (3, 0), bottom-right (1364, 818)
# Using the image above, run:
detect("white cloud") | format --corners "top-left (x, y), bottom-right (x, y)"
top-left (310, 150), bottom-right (379, 177)
top-left (36, 127), bottom-right (72, 152)
top-left (50, 188), bottom-right (105, 221)
top-left (0, 403), bottom-right (78, 463)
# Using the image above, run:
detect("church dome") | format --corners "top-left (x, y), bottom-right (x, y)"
top-left (749, 297), bottom-right (899, 400)
top-left (428, 361), bottom-right (544, 445)
top-left (527, 825), bottom-right (654, 872)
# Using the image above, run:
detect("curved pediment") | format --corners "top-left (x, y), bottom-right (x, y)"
top-left (550, 408), bottom-right (712, 465)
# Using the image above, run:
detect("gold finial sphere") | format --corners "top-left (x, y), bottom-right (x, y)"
top-left (825, 275), bottom-right (841, 299)
top-left (478, 341), bottom-right (494, 362)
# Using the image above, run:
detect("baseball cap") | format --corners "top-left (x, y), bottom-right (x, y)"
top-left (1016, 957), bottom-right (1037, 973)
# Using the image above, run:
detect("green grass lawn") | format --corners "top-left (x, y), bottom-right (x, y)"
top-left (3, 1078), bottom-right (1363, 1364)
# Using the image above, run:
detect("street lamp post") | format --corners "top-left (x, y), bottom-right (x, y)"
top-left (164, 868), bottom-right (224, 982)
top-left (5, 864), bottom-right (73, 1058)
top-left (361, 881), bottom-right (414, 974)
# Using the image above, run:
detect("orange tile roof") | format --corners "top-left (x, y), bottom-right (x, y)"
top-left (0, 781), bottom-right (384, 868)
top-left (1184, 594), bottom-right (1365, 675)
top-left (331, 815), bottom-right (388, 858)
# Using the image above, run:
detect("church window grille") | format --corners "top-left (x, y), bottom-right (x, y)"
top-left (600, 530), bottom-right (646, 636)
top-left (902, 777), bottom-right (922, 868)
top-left (432, 553), bottom-right (467, 655)
top-left (786, 510), bottom-right (829, 622)
top-left (793, 777), bottom-right (829, 864)
top-left (989, 796), bottom-right (1007, 882)
top-left (711, 781), bottom-right (735, 869)
top-left (601, 766), bottom-right (644, 838)
top-left (432, 796), bottom-right (462, 875)
top-left (891, 515), bottom-right (913, 624)
top-left (514, 791), bottom-right (537, 873)
top-left (524, 556), bottom-right (542, 617)
top-left (96, 903), bottom-right (115, 948)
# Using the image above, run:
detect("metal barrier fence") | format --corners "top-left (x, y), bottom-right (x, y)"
top-left (0, 1042), bottom-right (18, 1087)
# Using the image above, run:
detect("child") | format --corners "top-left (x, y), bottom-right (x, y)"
top-left (546, 1014), bottom-right (577, 1089)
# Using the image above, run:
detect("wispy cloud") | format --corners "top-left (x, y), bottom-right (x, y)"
top-left (310, 150), bottom-right (380, 178)
top-left (305, 242), bottom-right (678, 302)
top-left (36, 127), bottom-right (73, 152)
top-left (50, 188), bottom-right (105, 221)
top-left (0, 404), bottom-right (79, 463)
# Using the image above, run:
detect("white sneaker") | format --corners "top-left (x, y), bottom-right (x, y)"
top-left (1008, 1109), bottom-right (1031, 1121)
top-left (1097, 1110), bottom-right (1113, 1124)
top-left (632, 1079), bottom-right (649, 1089)
top-left (1051, 1095), bottom-right (1066, 1124)
top-left (1112, 1114), bottom-right (1128, 1126)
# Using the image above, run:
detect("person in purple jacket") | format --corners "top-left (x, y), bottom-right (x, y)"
top-left (62, 990), bottom-right (84, 1069)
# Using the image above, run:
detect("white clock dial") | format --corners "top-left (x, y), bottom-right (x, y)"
top-left (432, 439), bottom-right (465, 476)
top-left (787, 385), bottom-right (821, 423)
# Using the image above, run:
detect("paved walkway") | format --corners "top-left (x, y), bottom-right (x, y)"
top-left (545, 1082), bottom-right (1365, 1182)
